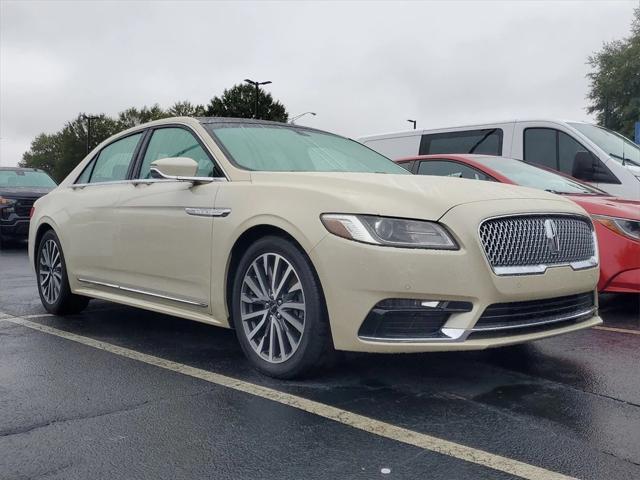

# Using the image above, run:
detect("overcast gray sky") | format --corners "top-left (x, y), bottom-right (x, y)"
top-left (0, 0), bottom-right (637, 166)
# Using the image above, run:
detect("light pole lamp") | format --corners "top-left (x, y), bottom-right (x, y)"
top-left (289, 112), bottom-right (316, 124)
top-left (244, 79), bottom-right (272, 119)
top-left (407, 119), bottom-right (417, 130)
top-left (82, 114), bottom-right (100, 154)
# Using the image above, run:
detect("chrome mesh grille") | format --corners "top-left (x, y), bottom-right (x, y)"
top-left (479, 215), bottom-right (595, 268)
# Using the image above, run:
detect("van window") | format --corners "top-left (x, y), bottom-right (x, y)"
top-left (558, 132), bottom-right (587, 174)
top-left (523, 128), bottom-right (556, 169)
top-left (523, 128), bottom-right (619, 183)
top-left (419, 129), bottom-right (503, 156)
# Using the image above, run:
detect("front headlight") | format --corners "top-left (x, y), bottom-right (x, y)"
top-left (320, 214), bottom-right (458, 249)
top-left (0, 196), bottom-right (16, 206)
top-left (592, 214), bottom-right (640, 241)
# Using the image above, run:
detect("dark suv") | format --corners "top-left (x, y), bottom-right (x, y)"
top-left (0, 167), bottom-right (57, 247)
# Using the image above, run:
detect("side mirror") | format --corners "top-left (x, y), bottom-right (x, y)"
top-left (572, 152), bottom-right (597, 181)
top-left (150, 157), bottom-right (198, 178)
top-left (149, 157), bottom-right (216, 184)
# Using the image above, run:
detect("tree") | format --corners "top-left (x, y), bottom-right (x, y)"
top-left (206, 83), bottom-right (288, 122)
top-left (20, 84), bottom-right (290, 181)
top-left (117, 104), bottom-right (170, 130)
top-left (587, 7), bottom-right (640, 139)
top-left (20, 113), bottom-right (120, 182)
top-left (168, 100), bottom-right (206, 117)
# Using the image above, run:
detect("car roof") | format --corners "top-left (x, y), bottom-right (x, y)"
top-left (197, 117), bottom-right (331, 136)
top-left (358, 119), bottom-right (591, 141)
top-left (396, 153), bottom-right (501, 163)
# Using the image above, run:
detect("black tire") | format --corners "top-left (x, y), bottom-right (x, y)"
top-left (36, 230), bottom-right (89, 315)
top-left (231, 235), bottom-right (334, 379)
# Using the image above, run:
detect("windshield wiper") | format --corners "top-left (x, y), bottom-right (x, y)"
top-left (609, 152), bottom-right (640, 167)
top-left (468, 129), bottom-right (497, 154)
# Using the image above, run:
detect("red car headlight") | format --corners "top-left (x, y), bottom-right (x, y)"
top-left (592, 215), bottom-right (640, 242)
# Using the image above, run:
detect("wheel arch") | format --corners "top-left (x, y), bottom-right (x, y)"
top-left (32, 220), bottom-right (59, 270)
top-left (223, 223), bottom-right (329, 333)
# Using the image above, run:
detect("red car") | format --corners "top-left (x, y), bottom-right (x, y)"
top-left (398, 154), bottom-right (640, 293)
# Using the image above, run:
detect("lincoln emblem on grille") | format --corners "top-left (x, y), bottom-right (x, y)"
top-left (544, 219), bottom-right (561, 255)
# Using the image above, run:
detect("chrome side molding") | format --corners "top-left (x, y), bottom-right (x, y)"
top-left (185, 207), bottom-right (231, 218)
top-left (77, 277), bottom-right (208, 308)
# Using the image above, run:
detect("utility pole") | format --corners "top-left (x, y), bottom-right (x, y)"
top-left (82, 114), bottom-right (100, 154)
top-left (407, 119), bottom-right (417, 130)
top-left (244, 79), bottom-right (272, 119)
top-left (289, 112), bottom-right (316, 124)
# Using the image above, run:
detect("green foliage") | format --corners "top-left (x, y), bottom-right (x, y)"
top-left (206, 84), bottom-right (288, 122)
top-left (20, 114), bottom-right (120, 182)
top-left (168, 101), bottom-right (207, 117)
top-left (587, 7), bottom-right (640, 139)
top-left (117, 104), bottom-right (171, 129)
top-left (21, 86), bottom-right (288, 181)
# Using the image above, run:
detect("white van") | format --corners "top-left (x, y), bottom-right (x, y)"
top-left (358, 120), bottom-right (640, 200)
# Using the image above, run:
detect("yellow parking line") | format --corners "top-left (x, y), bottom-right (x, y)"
top-left (594, 325), bottom-right (640, 335)
top-left (4, 313), bottom-right (577, 480)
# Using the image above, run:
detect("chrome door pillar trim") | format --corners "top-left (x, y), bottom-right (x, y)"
top-left (77, 277), bottom-right (208, 307)
top-left (185, 207), bottom-right (231, 217)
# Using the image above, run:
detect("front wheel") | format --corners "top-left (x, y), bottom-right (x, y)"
top-left (231, 236), bottom-right (333, 379)
top-left (37, 230), bottom-right (89, 315)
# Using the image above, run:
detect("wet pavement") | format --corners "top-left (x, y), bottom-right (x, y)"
top-left (1, 244), bottom-right (639, 479)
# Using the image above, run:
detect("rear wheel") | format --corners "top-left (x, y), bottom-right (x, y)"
top-left (231, 236), bottom-right (333, 378)
top-left (37, 230), bottom-right (89, 315)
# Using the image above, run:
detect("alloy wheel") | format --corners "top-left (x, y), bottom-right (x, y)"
top-left (240, 253), bottom-right (306, 364)
top-left (39, 239), bottom-right (62, 304)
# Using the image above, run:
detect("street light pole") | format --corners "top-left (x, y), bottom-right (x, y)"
top-left (289, 112), bottom-right (317, 124)
top-left (407, 119), bottom-right (417, 130)
top-left (244, 79), bottom-right (272, 119)
top-left (82, 114), bottom-right (100, 154)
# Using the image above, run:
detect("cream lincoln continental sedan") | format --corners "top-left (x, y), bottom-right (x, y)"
top-left (29, 117), bottom-right (602, 378)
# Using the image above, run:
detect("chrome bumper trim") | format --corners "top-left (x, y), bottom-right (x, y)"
top-left (359, 307), bottom-right (596, 343)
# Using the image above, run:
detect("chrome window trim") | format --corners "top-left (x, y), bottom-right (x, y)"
top-left (72, 121), bottom-right (232, 186)
top-left (477, 212), bottom-right (598, 276)
top-left (77, 277), bottom-right (208, 307)
top-left (70, 177), bottom-right (228, 189)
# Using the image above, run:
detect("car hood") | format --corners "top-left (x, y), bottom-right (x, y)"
top-left (0, 186), bottom-right (54, 198)
top-left (566, 194), bottom-right (640, 220)
top-left (249, 172), bottom-right (574, 220)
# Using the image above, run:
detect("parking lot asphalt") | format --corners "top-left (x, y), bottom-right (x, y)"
top-left (1, 245), bottom-right (639, 480)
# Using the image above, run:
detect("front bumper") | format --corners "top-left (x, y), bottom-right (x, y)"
top-left (0, 214), bottom-right (30, 240)
top-left (595, 223), bottom-right (640, 293)
top-left (309, 200), bottom-right (601, 353)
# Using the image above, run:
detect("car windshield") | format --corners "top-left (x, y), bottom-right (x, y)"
top-left (0, 170), bottom-right (56, 188)
top-left (472, 156), bottom-right (605, 195)
top-left (205, 123), bottom-right (409, 174)
top-left (568, 122), bottom-right (640, 167)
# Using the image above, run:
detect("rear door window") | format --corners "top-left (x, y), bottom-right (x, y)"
top-left (419, 129), bottom-right (503, 155)
top-left (83, 133), bottom-right (143, 184)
